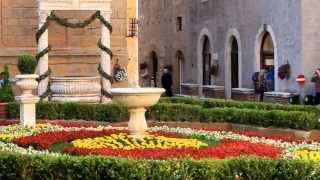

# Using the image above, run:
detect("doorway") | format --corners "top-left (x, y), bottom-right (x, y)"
top-left (151, 51), bottom-right (158, 87)
top-left (231, 37), bottom-right (239, 88)
top-left (202, 36), bottom-right (212, 85)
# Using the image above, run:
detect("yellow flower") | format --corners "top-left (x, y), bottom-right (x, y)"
top-left (295, 150), bottom-right (320, 161)
top-left (71, 133), bottom-right (208, 150)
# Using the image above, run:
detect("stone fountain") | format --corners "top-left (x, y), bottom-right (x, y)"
top-left (110, 87), bottom-right (164, 139)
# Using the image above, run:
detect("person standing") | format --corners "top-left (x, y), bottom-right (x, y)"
top-left (161, 67), bottom-right (173, 97)
top-left (266, 67), bottom-right (275, 92)
top-left (0, 72), bottom-right (4, 88)
top-left (259, 69), bottom-right (267, 101)
top-left (311, 68), bottom-right (320, 104)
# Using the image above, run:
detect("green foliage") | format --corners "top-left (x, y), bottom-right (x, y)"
top-left (0, 153), bottom-right (318, 179)
top-left (0, 65), bottom-right (14, 103)
top-left (160, 97), bottom-right (320, 116)
top-left (8, 101), bottom-right (319, 130)
top-left (17, 54), bottom-right (37, 74)
top-left (199, 107), bottom-right (318, 130)
top-left (8, 102), bottom-right (129, 122)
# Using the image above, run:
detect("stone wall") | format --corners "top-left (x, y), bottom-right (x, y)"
top-left (138, 0), bottom-right (192, 93)
top-left (189, 0), bottom-right (303, 93)
top-left (139, 0), bottom-right (309, 97)
top-left (0, 0), bottom-right (129, 87)
top-left (302, 0), bottom-right (320, 96)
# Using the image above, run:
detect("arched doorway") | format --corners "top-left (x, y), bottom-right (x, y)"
top-left (231, 37), bottom-right (239, 88)
top-left (174, 51), bottom-right (184, 94)
top-left (202, 36), bottom-right (212, 85)
top-left (260, 32), bottom-right (275, 92)
top-left (151, 51), bottom-right (159, 87)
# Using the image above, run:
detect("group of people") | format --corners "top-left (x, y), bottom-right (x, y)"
top-left (252, 67), bottom-right (275, 101)
top-left (252, 67), bottom-right (320, 104)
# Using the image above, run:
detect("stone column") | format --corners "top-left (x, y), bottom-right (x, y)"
top-left (37, 10), bottom-right (51, 98)
top-left (15, 75), bottom-right (40, 128)
top-left (100, 11), bottom-right (112, 102)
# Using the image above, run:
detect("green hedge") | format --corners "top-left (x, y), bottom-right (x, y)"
top-left (8, 102), bottom-right (129, 122)
top-left (149, 103), bottom-right (319, 130)
top-left (0, 153), bottom-right (319, 180)
top-left (160, 97), bottom-right (320, 116)
top-left (8, 101), bottom-right (320, 130)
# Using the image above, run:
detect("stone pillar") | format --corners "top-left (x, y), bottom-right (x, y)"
top-left (37, 10), bottom-right (51, 98)
top-left (100, 11), bottom-right (112, 102)
top-left (15, 75), bottom-right (40, 128)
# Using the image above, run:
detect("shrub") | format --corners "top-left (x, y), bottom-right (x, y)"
top-left (161, 97), bottom-right (320, 116)
top-left (0, 153), bottom-right (318, 179)
top-left (8, 101), bottom-right (319, 130)
top-left (17, 54), bottom-right (37, 74)
top-left (8, 102), bottom-right (129, 122)
top-left (199, 107), bottom-right (318, 130)
top-left (0, 65), bottom-right (14, 102)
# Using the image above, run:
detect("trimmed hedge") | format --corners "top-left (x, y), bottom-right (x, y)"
top-left (0, 153), bottom-right (319, 179)
top-left (8, 102), bottom-right (129, 122)
top-left (8, 101), bottom-right (320, 130)
top-left (149, 103), bottom-right (319, 130)
top-left (160, 97), bottom-right (320, 116)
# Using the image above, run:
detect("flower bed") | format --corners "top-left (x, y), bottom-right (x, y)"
top-left (0, 120), bottom-right (317, 162)
top-left (0, 120), bottom-right (320, 179)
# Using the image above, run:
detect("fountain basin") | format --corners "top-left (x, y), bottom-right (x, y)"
top-left (110, 88), bottom-right (165, 138)
top-left (50, 76), bottom-right (101, 103)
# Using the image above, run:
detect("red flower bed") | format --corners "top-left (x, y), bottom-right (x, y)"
top-left (46, 120), bottom-right (99, 128)
top-left (12, 129), bottom-right (185, 150)
top-left (150, 131), bottom-right (187, 138)
top-left (231, 130), bottom-right (305, 143)
top-left (193, 127), bottom-right (305, 143)
top-left (0, 120), bottom-right (18, 126)
top-left (65, 139), bottom-right (282, 160)
top-left (12, 129), bottom-right (126, 149)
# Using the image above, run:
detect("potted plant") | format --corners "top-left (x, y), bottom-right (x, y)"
top-left (15, 54), bottom-right (38, 97)
top-left (0, 65), bottom-right (14, 118)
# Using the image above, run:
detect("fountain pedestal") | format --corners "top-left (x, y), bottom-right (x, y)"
top-left (128, 108), bottom-right (147, 138)
top-left (110, 88), bottom-right (165, 138)
top-left (15, 74), bottom-right (39, 128)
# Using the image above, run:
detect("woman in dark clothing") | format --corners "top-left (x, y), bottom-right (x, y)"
top-left (311, 68), bottom-right (320, 104)
top-left (161, 68), bottom-right (173, 97)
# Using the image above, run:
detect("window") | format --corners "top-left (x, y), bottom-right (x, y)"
top-left (176, 16), bottom-right (182, 31)
top-left (127, 18), bottom-right (138, 37)
top-left (202, 36), bottom-right (212, 85)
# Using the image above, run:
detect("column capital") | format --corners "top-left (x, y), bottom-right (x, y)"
top-left (38, 10), bottom-right (51, 23)
top-left (100, 11), bottom-right (111, 19)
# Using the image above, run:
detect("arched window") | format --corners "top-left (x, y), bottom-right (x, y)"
top-left (202, 36), bottom-right (211, 85)
top-left (151, 51), bottom-right (159, 87)
top-left (261, 32), bottom-right (274, 70)
top-left (231, 37), bottom-right (239, 88)
top-left (175, 50), bottom-right (184, 93)
top-left (260, 32), bottom-right (275, 92)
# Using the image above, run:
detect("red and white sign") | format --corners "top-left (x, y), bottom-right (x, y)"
top-left (296, 74), bottom-right (306, 86)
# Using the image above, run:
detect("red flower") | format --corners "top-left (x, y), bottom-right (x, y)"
top-left (12, 129), bottom-right (126, 149)
top-left (64, 139), bottom-right (282, 160)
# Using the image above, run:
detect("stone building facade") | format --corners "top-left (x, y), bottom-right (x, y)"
top-left (139, 0), bottom-right (320, 103)
top-left (0, 0), bottom-right (137, 88)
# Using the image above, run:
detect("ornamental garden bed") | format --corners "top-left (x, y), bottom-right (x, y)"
top-left (0, 120), bottom-right (320, 179)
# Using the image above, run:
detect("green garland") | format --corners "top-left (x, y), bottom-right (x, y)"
top-left (97, 39), bottom-right (113, 58)
top-left (35, 10), bottom-right (113, 100)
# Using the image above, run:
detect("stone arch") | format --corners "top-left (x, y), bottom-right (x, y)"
top-left (173, 50), bottom-right (184, 93)
top-left (255, 24), bottom-right (278, 91)
top-left (224, 28), bottom-right (242, 99)
top-left (197, 28), bottom-right (214, 96)
top-left (141, 41), bottom-right (165, 87)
